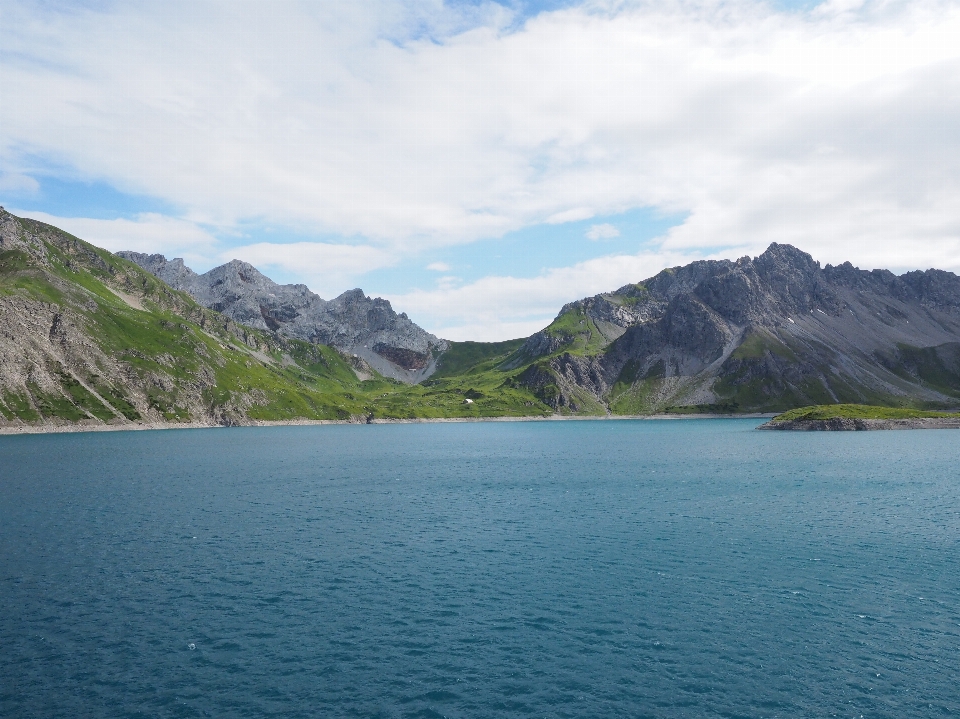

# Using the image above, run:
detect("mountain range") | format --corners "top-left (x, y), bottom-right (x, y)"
top-left (117, 252), bottom-right (446, 383)
top-left (2, 205), bottom-right (959, 429)
top-left (510, 244), bottom-right (960, 413)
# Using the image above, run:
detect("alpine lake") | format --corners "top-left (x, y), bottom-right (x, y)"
top-left (2, 418), bottom-right (959, 718)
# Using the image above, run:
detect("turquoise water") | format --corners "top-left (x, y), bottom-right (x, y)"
top-left (2, 419), bottom-right (959, 717)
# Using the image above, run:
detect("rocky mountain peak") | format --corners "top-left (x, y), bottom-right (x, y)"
top-left (685, 243), bottom-right (843, 324)
top-left (337, 288), bottom-right (367, 302)
top-left (119, 252), bottom-right (447, 383)
top-left (754, 242), bottom-right (820, 274)
top-left (515, 242), bottom-right (960, 414)
top-left (215, 259), bottom-right (267, 282)
top-left (118, 253), bottom-right (198, 291)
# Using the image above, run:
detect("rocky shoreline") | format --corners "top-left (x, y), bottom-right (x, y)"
top-left (759, 417), bottom-right (960, 431)
top-left (9, 413), bottom-right (960, 435)
top-left (0, 413), bottom-right (776, 436)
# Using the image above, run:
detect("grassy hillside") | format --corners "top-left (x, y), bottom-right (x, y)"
top-left (771, 404), bottom-right (960, 422)
top-left (538, 306), bottom-right (612, 356)
top-left (430, 339), bottom-right (525, 379)
top-left (0, 212), bottom-right (552, 427)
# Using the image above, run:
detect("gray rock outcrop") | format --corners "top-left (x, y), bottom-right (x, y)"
top-left (517, 243), bottom-right (960, 412)
top-left (118, 252), bottom-right (447, 382)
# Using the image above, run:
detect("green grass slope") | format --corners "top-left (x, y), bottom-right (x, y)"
top-left (430, 339), bottom-right (525, 380)
top-left (0, 211), bottom-right (551, 426)
top-left (0, 225), bottom-right (377, 423)
top-left (771, 404), bottom-right (960, 422)
top-left (538, 306), bottom-right (612, 356)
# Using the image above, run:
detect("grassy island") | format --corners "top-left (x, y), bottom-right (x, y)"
top-left (771, 404), bottom-right (960, 422)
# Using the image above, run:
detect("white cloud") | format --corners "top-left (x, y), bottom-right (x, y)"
top-left (4, 0), bottom-right (960, 336)
top-left (429, 319), bottom-right (551, 344)
top-left (0, 173), bottom-right (39, 194)
top-left (585, 223), bottom-right (620, 241)
top-left (388, 249), bottom-right (698, 341)
top-left (11, 210), bottom-right (219, 268)
top-left (435, 275), bottom-right (461, 291)
top-left (546, 208), bottom-right (595, 225)
top-left (426, 261), bottom-right (451, 271)
top-left (3, 0), bottom-right (959, 262)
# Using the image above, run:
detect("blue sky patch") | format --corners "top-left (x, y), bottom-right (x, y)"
top-left (5, 175), bottom-right (178, 221)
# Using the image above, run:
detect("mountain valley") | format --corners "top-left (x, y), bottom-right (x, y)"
top-left (2, 206), bottom-right (959, 430)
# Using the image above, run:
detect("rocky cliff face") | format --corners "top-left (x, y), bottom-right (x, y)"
top-left (118, 253), bottom-right (447, 382)
top-left (516, 244), bottom-right (960, 413)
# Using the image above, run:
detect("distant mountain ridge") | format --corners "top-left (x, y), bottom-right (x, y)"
top-left (4, 203), bottom-right (960, 431)
top-left (117, 252), bottom-right (447, 383)
top-left (0, 207), bottom-right (549, 430)
top-left (511, 243), bottom-right (960, 413)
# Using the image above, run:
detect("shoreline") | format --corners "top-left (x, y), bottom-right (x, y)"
top-left (758, 416), bottom-right (960, 431)
top-left (0, 412), bottom-right (776, 436)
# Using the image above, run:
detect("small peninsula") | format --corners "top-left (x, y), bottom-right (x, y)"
top-left (758, 404), bottom-right (960, 431)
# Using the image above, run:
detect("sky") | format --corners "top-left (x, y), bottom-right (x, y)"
top-left (2, 0), bottom-right (960, 341)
